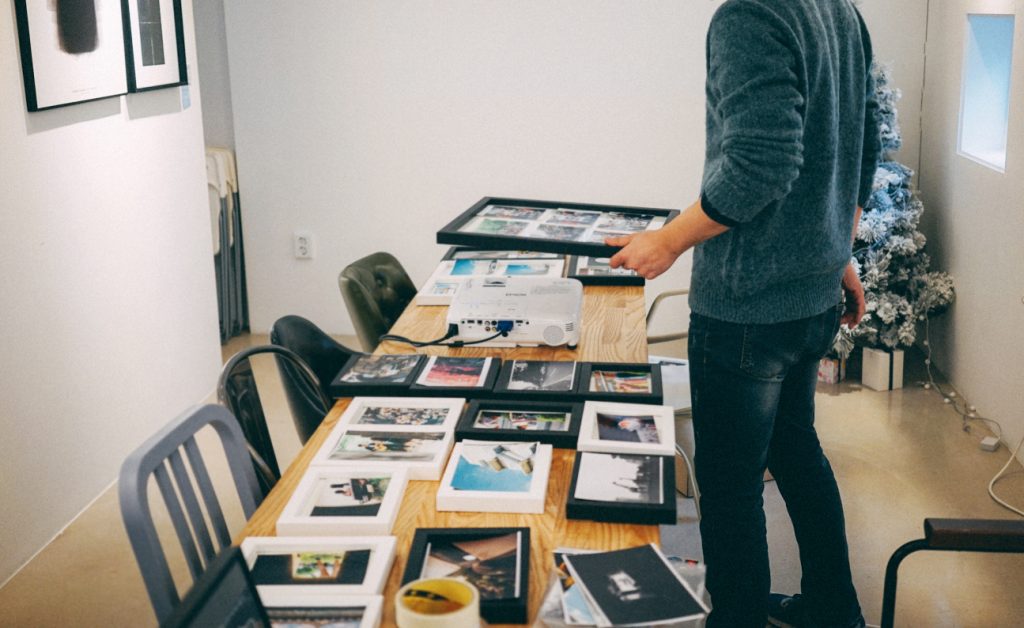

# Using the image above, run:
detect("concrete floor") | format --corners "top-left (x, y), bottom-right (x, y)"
top-left (0, 335), bottom-right (1022, 627)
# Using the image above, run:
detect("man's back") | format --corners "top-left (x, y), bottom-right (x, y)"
top-left (694, 0), bottom-right (878, 324)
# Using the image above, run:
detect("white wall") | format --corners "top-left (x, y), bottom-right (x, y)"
top-left (224, 0), bottom-right (926, 340)
top-left (195, 0), bottom-right (235, 149)
top-left (918, 0), bottom-right (1024, 456)
top-left (0, 2), bottom-right (221, 583)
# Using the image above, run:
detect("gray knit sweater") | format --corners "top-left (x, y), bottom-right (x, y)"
top-left (692, 0), bottom-right (880, 324)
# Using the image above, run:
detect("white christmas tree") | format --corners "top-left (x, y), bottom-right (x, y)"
top-left (834, 64), bottom-right (955, 357)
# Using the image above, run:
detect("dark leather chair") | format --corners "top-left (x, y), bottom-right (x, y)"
top-left (880, 517), bottom-right (1024, 627)
top-left (217, 345), bottom-right (329, 496)
top-left (338, 252), bottom-right (417, 351)
top-left (270, 315), bottom-right (360, 443)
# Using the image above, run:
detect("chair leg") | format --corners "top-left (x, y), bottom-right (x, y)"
top-left (880, 539), bottom-right (929, 628)
top-left (675, 444), bottom-right (701, 520)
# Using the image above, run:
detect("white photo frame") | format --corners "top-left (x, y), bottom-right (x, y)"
top-left (276, 467), bottom-right (408, 537)
top-left (263, 594), bottom-right (383, 628)
top-left (240, 536), bottom-right (395, 604)
top-left (337, 397), bottom-right (464, 431)
top-left (311, 415), bottom-right (458, 481)
top-left (577, 401), bottom-right (676, 456)
top-left (436, 441), bottom-right (553, 514)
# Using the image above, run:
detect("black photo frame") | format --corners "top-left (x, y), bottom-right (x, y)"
top-left (408, 356), bottom-right (501, 399)
top-left (437, 197), bottom-right (680, 258)
top-left (492, 360), bottom-right (582, 400)
top-left (441, 247), bottom-right (565, 261)
top-left (329, 353), bottom-right (426, 398)
top-left (566, 451), bottom-right (677, 524)
top-left (14, 0), bottom-right (129, 111)
top-left (122, 0), bottom-right (188, 92)
top-left (567, 255), bottom-right (645, 286)
top-left (401, 527), bottom-right (530, 625)
top-left (456, 399), bottom-right (583, 448)
top-left (577, 362), bottom-right (664, 405)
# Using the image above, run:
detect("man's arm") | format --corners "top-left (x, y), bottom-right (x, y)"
top-left (607, 199), bottom-right (729, 279)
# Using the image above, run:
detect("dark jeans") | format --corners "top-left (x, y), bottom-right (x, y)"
top-left (688, 305), bottom-right (863, 628)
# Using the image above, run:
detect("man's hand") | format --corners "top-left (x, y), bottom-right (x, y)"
top-left (607, 230), bottom-right (682, 280)
top-left (841, 261), bottom-right (865, 328)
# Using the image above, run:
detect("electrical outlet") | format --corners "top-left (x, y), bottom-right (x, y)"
top-left (293, 231), bottom-right (314, 259)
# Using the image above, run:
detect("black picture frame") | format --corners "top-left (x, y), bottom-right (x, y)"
top-left (456, 399), bottom-right (583, 449)
top-left (437, 197), bottom-right (680, 258)
top-left (401, 527), bottom-right (530, 625)
top-left (328, 353), bottom-right (426, 398)
top-left (163, 546), bottom-right (270, 628)
top-left (565, 452), bottom-right (677, 524)
top-left (122, 0), bottom-right (188, 92)
top-left (492, 360), bottom-right (582, 400)
top-left (441, 246), bottom-right (565, 261)
top-left (14, 0), bottom-right (129, 112)
top-left (408, 356), bottom-right (501, 399)
top-left (577, 362), bottom-right (664, 405)
top-left (567, 255), bottom-right (645, 286)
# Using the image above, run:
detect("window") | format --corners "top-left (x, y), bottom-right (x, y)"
top-left (959, 14), bottom-right (1016, 171)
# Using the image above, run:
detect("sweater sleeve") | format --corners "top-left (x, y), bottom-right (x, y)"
top-left (700, 2), bottom-right (805, 224)
top-left (856, 11), bottom-right (881, 208)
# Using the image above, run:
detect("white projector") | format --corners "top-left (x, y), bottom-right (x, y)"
top-left (446, 277), bottom-right (583, 348)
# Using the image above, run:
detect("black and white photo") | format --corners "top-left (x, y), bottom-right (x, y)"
top-left (123, 0), bottom-right (187, 91)
top-left (505, 360), bottom-right (576, 392)
top-left (573, 452), bottom-right (663, 504)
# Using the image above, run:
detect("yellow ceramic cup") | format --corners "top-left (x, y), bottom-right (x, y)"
top-left (395, 577), bottom-right (480, 628)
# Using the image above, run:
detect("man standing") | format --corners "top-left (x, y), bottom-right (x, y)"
top-left (609, 1), bottom-right (879, 626)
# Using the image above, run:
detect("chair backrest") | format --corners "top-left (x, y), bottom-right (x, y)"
top-left (270, 315), bottom-right (359, 443)
top-left (338, 251), bottom-right (417, 351)
top-left (161, 546), bottom-right (269, 628)
top-left (217, 344), bottom-right (329, 492)
top-left (118, 404), bottom-right (262, 624)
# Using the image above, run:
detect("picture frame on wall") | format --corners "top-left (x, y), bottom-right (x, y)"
top-left (263, 594), bottom-right (383, 628)
top-left (276, 467), bottom-right (408, 537)
top-left (239, 536), bottom-right (396, 604)
top-left (401, 527), bottom-right (531, 624)
top-left (436, 197), bottom-right (679, 258)
top-left (435, 440), bottom-right (552, 514)
top-left (577, 401), bottom-right (677, 456)
top-left (567, 255), bottom-right (645, 286)
top-left (578, 362), bottom-right (664, 404)
top-left (455, 399), bottom-right (583, 448)
top-left (14, 0), bottom-right (129, 111)
top-left (122, 0), bottom-right (188, 92)
top-left (329, 355), bottom-right (426, 397)
top-left (565, 451), bottom-right (677, 524)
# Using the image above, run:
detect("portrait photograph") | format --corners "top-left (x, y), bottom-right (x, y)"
top-left (277, 467), bottom-right (407, 536)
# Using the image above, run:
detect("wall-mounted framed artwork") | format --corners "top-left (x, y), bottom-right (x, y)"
top-left (122, 0), bottom-right (187, 91)
top-left (14, 0), bottom-right (129, 111)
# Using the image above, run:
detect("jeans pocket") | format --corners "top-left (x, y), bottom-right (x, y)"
top-left (739, 323), bottom-right (794, 381)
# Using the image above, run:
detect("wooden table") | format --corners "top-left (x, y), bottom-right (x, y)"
top-left (239, 285), bottom-right (659, 626)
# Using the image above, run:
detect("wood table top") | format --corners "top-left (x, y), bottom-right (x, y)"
top-left (239, 284), bottom-right (659, 627)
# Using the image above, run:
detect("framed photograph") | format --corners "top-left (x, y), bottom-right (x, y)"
top-left (14, 0), bottom-right (128, 111)
top-left (562, 545), bottom-right (708, 626)
top-left (239, 536), bottom-right (396, 603)
top-left (493, 360), bottom-right (580, 400)
top-left (578, 362), bottom-right (664, 404)
top-left (409, 356), bottom-right (501, 398)
top-left (311, 417), bottom-right (456, 480)
top-left (437, 197), bottom-right (679, 258)
top-left (567, 256), bottom-right (645, 286)
top-left (329, 354), bottom-right (426, 397)
top-left (276, 467), bottom-right (408, 536)
top-left (436, 441), bottom-right (552, 514)
top-left (401, 527), bottom-right (530, 624)
top-left (577, 401), bottom-right (676, 456)
top-left (335, 397), bottom-right (464, 430)
top-left (263, 594), bottom-right (383, 628)
top-left (417, 258), bottom-right (566, 306)
top-left (442, 247), bottom-right (564, 261)
top-left (122, 0), bottom-right (187, 91)
top-left (456, 399), bottom-right (583, 448)
top-left (566, 452), bottom-right (676, 524)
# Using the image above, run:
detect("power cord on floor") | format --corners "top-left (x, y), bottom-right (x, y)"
top-left (919, 316), bottom-right (1024, 518)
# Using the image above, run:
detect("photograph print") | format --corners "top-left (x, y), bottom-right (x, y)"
top-left (338, 354), bottom-right (422, 385)
top-left (593, 212), bottom-right (654, 233)
top-left (545, 208), bottom-right (602, 226)
top-left (573, 257), bottom-right (639, 278)
top-left (306, 475), bottom-right (391, 517)
top-left (352, 404), bottom-right (450, 427)
top-left (505, 360), bottom-right (576, 392)
top-left (265, 606), bottom-right (367, 627)
top-left (573, 452), bottom-right (663, 504)
top-left (590, 369), bottom-right (652, 394)
top-left (473, 410), bottom-right (571, 432)
top-left (419, 532), bottom-right (523, 601)
top-left (329, 430), bottom-right (445, 462)
top-left (531, 223), bottom-right (588, 242)
top-left (461, 217), bottom-right (531, 236)
top-left (596, 412), bottom-right (660, 444)
top-left (14, 0), bottom-right (129, 111)
top-left (415, 356), bottom-right (492, 388)
top-left (446, 248), bottom-right (562, 260)
top-left (249, 549), bottom-right (370, 588)
top-left (123, 0), bottom-right (187, 91)
top-left (450, 441), bottom-right (539, 493)
top-left (479, 204), bottom-right (546, 221)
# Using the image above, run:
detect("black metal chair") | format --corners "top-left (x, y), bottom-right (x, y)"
top-left (217, 344), bottom-right (329, 496)
top-left (338, 252), bottom-right (417, 351)
top-left (881, 517), bottom-right (1024, 627)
